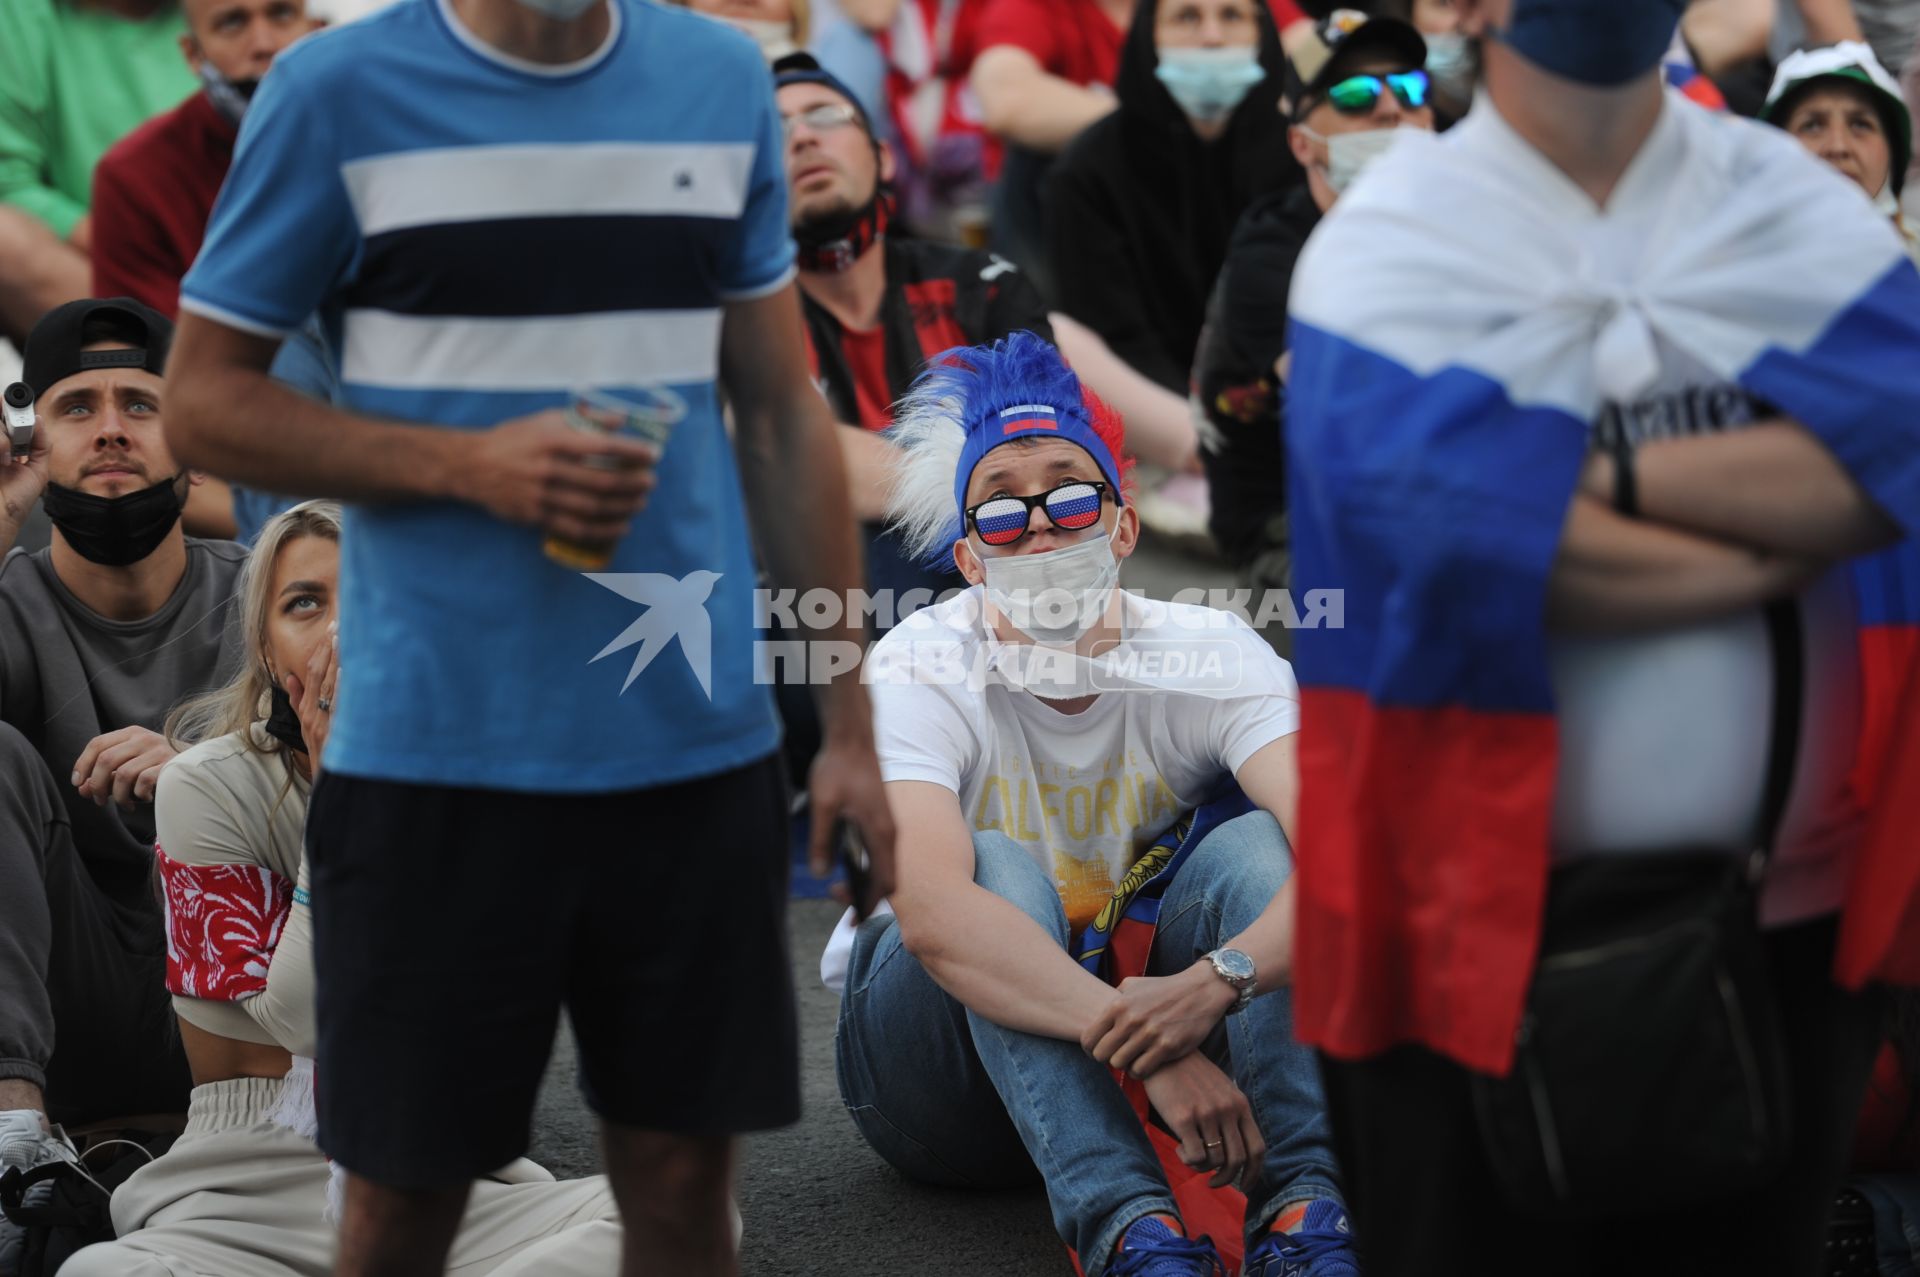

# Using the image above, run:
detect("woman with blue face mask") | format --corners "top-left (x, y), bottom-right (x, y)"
top-left (55, 503), bottom-right (630, 1277)
top-left (1043, 0), bottom-right (1300, 400)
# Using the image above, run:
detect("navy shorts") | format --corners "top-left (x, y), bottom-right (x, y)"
top-left (304, 753), bottom-right (797, 1187)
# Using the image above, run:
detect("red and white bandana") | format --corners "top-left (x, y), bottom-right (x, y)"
top-left (157, 845), bottom-right (293, 1002)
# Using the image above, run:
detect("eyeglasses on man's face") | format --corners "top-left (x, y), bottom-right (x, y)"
top-left (781, 102), bottom-right (862, 141)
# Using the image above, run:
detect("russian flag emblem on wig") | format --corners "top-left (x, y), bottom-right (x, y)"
top-left (885, 331), bottom-right (1132, 568)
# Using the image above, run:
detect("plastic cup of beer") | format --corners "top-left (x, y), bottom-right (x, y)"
top-left (542, 385), bottom-right (689, 571)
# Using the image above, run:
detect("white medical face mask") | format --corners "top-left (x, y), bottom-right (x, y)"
top-left (978, 525), bottom-right (1121, 646)
top-left (725, 16), bottom-right (799, 61)
top-left (1154, 45), bottom-right (1266, 124)
top-left (511, 0), bottom-right (601, 19)
top-left (1424, 31), bottom-right (1476, 99)
top-left (1301, 125), bottom-right (1401, 194)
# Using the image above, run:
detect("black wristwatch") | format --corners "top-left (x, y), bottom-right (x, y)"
top-left (1610, 424), bottom-right (1638, 517)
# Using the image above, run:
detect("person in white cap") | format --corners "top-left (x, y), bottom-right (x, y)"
top-left (1762, 41), bottom-right (1920, 259)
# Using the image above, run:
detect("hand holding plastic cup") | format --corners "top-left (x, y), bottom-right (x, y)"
top-left (543, 384), bottom-right (689, 571)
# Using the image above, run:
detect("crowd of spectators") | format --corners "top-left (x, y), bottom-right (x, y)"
top-left (1, 0), bottom-right (1919, 1276)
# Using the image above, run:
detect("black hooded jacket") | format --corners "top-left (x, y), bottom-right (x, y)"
top-left (1193, 183), bottom-right (1320, 568)
top-left (1043, 0), bottom-right (1300, 392)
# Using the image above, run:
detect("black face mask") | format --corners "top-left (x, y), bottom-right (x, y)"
top-left (41, 474), bottom-right (185, 567)
top-left (197, 62), bottom-right (261, 127)
top-left (263, 682), bottom-right (308, 755)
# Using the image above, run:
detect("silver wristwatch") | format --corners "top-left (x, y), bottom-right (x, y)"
top-left (1205, 948), bottom-right (1257, 1015)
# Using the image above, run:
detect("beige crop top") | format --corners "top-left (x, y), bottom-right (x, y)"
top-left (152, 724), bottom-right (316, 1057)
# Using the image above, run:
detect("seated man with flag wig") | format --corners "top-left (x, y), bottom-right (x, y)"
top-left (820, 332), bottom-right (1356, 1277)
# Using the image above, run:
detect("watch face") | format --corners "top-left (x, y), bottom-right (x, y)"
top-left (1216, 949), bottom-right (1255, 982)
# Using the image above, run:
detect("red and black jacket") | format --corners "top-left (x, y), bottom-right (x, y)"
top-left (800, 237), bottom-right (1053, 432)
top-left (800, 237), bottom-right (1056, 603)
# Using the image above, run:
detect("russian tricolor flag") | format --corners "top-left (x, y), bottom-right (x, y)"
top-left (1286, 94), bottom-right (1920, 1076)
top-left (998, 402), bottom-right (1060, 435)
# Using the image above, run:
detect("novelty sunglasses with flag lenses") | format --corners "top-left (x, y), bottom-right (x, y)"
top-left (1326, 70), bottom-right (1430, 113)
top-left (967, 481), bottom-right (1111, 546)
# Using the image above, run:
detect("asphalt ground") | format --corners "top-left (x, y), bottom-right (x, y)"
top-left (527, 540), bottom-right (1238, 1276)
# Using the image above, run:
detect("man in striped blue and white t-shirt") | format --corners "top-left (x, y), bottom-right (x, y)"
top-left (165, 0), bottom-right (897, 1271)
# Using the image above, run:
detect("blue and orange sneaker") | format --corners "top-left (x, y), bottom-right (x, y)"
top-left (1242, 1200), bottom-right (1359, 1277)
top-left (1108, 1216), bottom-right (1228, 1277)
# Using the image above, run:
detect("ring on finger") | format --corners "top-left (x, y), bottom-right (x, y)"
top-left (317, 696), bottom-right (333, 713)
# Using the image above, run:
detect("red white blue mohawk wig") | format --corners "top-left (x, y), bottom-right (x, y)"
top-left (887, 330), bottom-right (1132, 568)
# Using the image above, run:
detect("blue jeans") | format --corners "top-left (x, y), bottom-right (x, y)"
top-left (834, 812), bottom-right (1343, 1276)
top-left (1853, 1174), bottom-right (1920, 1274)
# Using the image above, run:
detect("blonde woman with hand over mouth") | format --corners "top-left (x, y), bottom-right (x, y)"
top-left (61, 501), bottom-right (624, 1277)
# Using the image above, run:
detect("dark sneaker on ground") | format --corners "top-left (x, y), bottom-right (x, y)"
top-left (0, 1113), bottom-right (74, 1277)
top-left (0, 1181), bottom-right (54, 1277)
top-left (1243, 1199), bottom-right (1360, 1277)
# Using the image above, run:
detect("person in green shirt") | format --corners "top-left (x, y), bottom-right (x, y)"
top-left (0, 0), bottom-right (196, 344)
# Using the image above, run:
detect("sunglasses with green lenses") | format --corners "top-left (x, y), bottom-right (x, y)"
top-left (1325, 70), bottom-right (1431, 114)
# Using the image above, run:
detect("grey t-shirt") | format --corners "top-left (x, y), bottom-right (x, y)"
top-left (0, 539), bottom-right (246, 904)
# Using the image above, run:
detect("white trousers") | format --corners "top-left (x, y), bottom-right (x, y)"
top-left (61, 1077), bottom-right (621, 1277)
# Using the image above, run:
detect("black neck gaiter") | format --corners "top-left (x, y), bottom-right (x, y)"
top-left (41, 474), bottom-right (184, 567)
top-left (795, 189), bottom-right (893, 274)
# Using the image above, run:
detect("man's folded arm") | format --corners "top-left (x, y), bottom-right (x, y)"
top-left (1591, 421), bottom-right (1901, 559)
top-left (1547, 492), bottom-right (1823, 633)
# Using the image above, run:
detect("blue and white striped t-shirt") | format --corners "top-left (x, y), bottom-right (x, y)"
top-left (181, 0), bottom-right (793, 792)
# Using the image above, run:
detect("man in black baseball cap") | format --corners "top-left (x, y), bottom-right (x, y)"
top-left (1283, 7), bottom-right (1429, 123)
top-left (0, 295), bottom-right (245, 1164)
top-left (19, 296), bottom-right (172, 401)
top-left (9, 297), bottom-right (195, 569)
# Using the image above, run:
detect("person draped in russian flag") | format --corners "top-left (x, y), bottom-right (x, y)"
top-left (821, 331), bottom-right (1357, 1277)
top-left (1285, 1), bottom-right (1920, 1273)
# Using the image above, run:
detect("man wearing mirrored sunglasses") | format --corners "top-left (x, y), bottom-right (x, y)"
top-left (825, 334), bottom-right (1357, 1277)
top-left (1194, 11), bottom-right (1431, 655)
top-left (1283, 13), bottom-right (1433, 203)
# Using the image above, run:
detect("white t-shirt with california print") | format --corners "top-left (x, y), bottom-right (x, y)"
top-left (819, 586), bottom-right (1299, 993)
